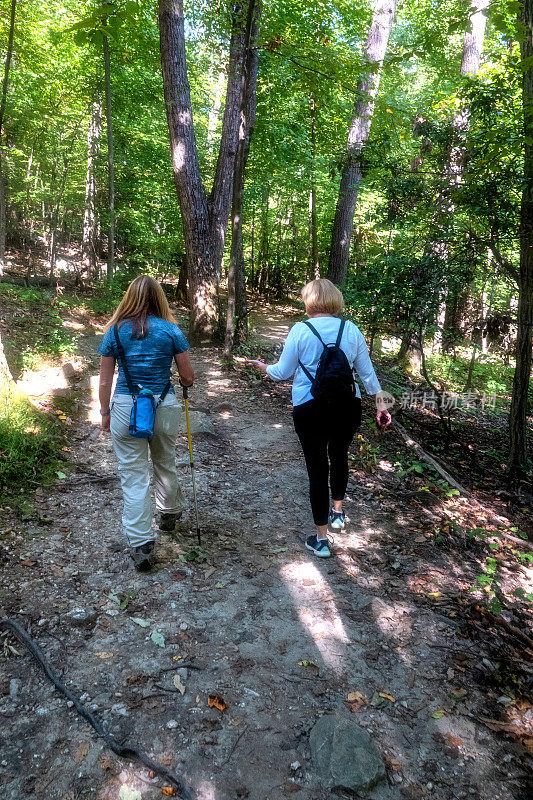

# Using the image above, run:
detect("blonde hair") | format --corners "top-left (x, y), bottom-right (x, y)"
top-left (104, 275), bottom-right (176, 337)
top-left (301, 278), bottom-right (344, 316)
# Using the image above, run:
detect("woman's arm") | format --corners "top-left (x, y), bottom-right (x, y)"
top-left (99, 356), bottom-right (116, 431)
top-left (174, 352), bottom-right (194, 387)
top-left (352, 328), bottom-right (391, 427)
top-left (248, 325), bottom-right (299, 379)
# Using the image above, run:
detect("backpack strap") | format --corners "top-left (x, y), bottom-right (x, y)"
top-left (113, 324), bottom-right (139, 397)
top-left (156, 380), bottom-right (172, 407)
top-left (335, 319), bottom-right (346, 348)
top-left (298, 359), bottom-right (315, 383)
top-left (303, 319), bottom-right (327, 348)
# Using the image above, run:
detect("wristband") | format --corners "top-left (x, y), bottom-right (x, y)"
top-left (100, 409), bottom-right (111, 416)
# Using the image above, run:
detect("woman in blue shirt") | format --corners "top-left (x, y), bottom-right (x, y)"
top-left (249, 279), bottom-right (391, 558)
top-left (97, 275), bottom-right (194, 571)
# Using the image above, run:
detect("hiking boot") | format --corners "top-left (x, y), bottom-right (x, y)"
top-left (329, 510), bottom-right (346, 531)
top-left (132, 541), bottom-right (155, 571)
top-left (159, 511), bottom-right (182, 533)
top-left (305, 535), bottom-right (331, 558)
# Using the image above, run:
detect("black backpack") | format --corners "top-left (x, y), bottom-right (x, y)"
top-left (298, 319), bottom-right (356, 401)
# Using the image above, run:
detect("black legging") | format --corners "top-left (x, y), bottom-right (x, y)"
top-left (293, 395), bottom-right (362, 527)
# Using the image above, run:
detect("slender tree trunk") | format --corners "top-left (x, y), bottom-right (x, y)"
top-left (257, 191), bottom-right (269, 293)
top-left (103, 27), bottom-right (115, 282)
top-left (207, 64), bottom-right (226, 152)
top-left (159, 0), bottom-right (260, 342)
top-left (225, 1), bottom-right (260, 355)
top-left (176, 254), bottom-right (188, 304)
top-left (0, 0), bottom-right (17, 278)
top-left (509, 0), bottom-right (533, 477)
top-left (309, 94), bottom-right (319, 279)
top-left (327, 0), bottom-right (397, 285)
top-left (49, 156), bottom-right (69, 283)
top-left (250, 201), bottom-right (255, 285)
top-left (82, 98), bottom-right (102, 278)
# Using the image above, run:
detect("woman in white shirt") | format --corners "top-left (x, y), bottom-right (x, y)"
top-left (249, 279), bottom-right (391, 557)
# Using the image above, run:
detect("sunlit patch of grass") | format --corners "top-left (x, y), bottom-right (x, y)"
top-left (0, 382), bottom-right (62, 503)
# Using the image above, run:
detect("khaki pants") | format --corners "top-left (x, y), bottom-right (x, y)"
top-left (110, 393), bottom-right (184, 548)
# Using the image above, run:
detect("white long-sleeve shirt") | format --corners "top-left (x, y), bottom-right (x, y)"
top-left (266, 316), bottom-right (381, 406)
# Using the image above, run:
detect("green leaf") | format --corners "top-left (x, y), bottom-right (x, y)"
top-left (131, 617), bottom-right (150, 628)
top-left (151, 630), bottom-right (165, 648)
top-left (56, 471), bottom-right (67, 479)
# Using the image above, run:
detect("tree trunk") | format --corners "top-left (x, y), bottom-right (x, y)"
top-left (309, 94), bottom-right (319, 278)
top-left (82, 98), bottom-right (102, 278)
top-left (159, 0), bottom-right (260, 342)
top-left (509, 0), bottom-right (533, 477)
top-left (0, 0), bottom-right (17, 278)
top-left (327, 0), bottom-right (397, 285)
top-left (103, 26), bottom-right (115, 282)
top-left (224, 1), bottom-right (260, 355)
top-left (176, 254), bottom-right (188, 304)
top-left (49, 156), bottom-right (69, 283)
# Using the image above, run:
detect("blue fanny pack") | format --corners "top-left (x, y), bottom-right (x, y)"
top-left (113, 324), bottom-right (171, 439)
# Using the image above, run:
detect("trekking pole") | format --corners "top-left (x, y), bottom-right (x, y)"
top-left (182, 384), bottom-right (201, 546)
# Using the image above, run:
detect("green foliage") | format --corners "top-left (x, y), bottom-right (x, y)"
top-left (0, 384), bottom-right (61, 502)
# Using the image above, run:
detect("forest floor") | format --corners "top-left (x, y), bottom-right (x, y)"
top-left (0, 292), bottom-right (532, 800)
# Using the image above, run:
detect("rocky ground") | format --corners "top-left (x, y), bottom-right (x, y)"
top-left (0, 305), bottom-right (532, 800)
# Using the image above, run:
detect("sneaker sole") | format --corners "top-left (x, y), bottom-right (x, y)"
top-left (305, 542), bottom-right (331, 557)
top-left (329, 524), bottom-right (345, 531)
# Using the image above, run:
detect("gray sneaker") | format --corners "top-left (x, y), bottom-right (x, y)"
top-left (159, 512), bottom-right (182, 533)
top-left (132, 541), bottom-right (155, 571)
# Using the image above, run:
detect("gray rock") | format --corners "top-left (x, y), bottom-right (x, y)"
top-left (65, 607), bottom-right (98, 628)
top-left (9, 679), bottom-right (20, 699)
top-left (309, 714), bottom-right (386, 796)
top-left (179, 411), bottom-right (216, 438)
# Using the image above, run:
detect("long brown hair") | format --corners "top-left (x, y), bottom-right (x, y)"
top-left (104, 275), bottom-right (177, 338)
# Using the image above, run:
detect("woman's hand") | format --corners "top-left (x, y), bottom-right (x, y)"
top-left (246, 359), bottom-right (268, 375)
top-left (101, 410), bottom-right (111, 432)
top-left (375, 390), bottom-right (393, 429)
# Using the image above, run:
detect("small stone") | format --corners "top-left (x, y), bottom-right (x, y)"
top-left (106, 609), bottom-right (119, 617)
top-left (180, 622), bottom-right (188, 631)
top-left (66, 607), bottom-right (98, 628)
top-left (9, 679), bottom-right (20, 698)
top-left (290, 761), bottom-right (300, 771)
top-left (167, 719), bottom-right (179, 729)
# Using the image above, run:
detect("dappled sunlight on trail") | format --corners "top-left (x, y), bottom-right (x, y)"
top-left (280, 560), bottom-right (351, 675)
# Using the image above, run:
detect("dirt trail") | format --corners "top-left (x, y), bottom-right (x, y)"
top-left (0, 307), bottom-right (529, 800)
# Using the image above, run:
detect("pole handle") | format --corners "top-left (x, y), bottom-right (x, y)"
top-left (182, 384), bottom-right (189, 400)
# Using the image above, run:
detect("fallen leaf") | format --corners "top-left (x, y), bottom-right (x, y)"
top-left (432, 709), bottom-right (447, 719)
top-left (414, 535), bottom-right (426, 543)
top-left (74, 741), bottom-right (90, 763)
top-left (347, 691), bottom-right (367, 711)
top-left (204, 567), bottom-right (216, 579)
top-left (271, 547), bottom-right (288, 553)
top-left (298, 660), bottom-right (319, 669)
top-left (20, 559), bottom-right (36, 567)
top-left (379, 692), bottom-right (396, 702)
top-left (450, 688), bottom-right (467, 698)
top-left (208, 694), bottom-right (228, 711)
top-left (151, 630), bottom-right (165, 648)
top-left (162, 788), bottom-right (176, 797)
top-left (95, 651), bottom-right (113, 659)
top-left (524, 739), bottom-right (533, 754)
top-left (131, 618), bottom-right (150, 628)
top-left (173, 674), bottom-right (186, 694)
